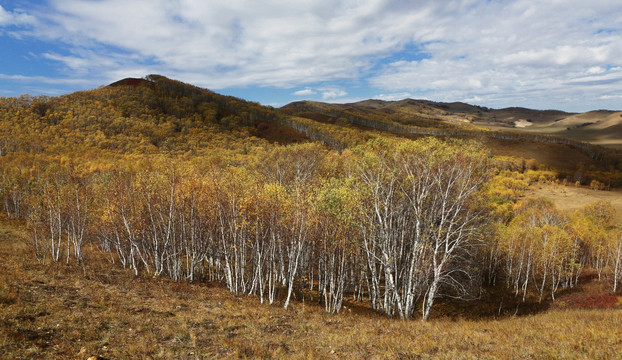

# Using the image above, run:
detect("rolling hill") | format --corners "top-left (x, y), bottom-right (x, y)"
top-left (0, 74), bottom-right (619, 182)
top-left (282, 98), bottom-right (622, 149)
top-left (1, 75), bottom-right (622, 358)
top-left (281, 98), bottom-right (622, 180)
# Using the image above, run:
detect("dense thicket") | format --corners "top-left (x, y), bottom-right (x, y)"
top-left (0, 77), bottom-right (620, 320)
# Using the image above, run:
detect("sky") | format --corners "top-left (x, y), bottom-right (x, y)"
top-left (0, 0), bottom-right (621, 112)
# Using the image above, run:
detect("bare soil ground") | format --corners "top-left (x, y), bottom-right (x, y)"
top-left (1, 219), bottom-right (621, 359)
top-left (254, 121), bottom-right (309, 145)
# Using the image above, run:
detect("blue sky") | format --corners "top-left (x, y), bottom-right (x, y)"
top-left (1, 0), bottom-right (621, 112)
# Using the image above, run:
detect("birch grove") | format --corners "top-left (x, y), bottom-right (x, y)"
top-left (2, 138), bottom-right (619, 320)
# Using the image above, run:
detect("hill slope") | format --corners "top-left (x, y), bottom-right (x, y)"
top-left (0, 75), bottom-right (311, 160)
top-left (1, 218), bottom-right (621, 359)
top-left (0, 75), bottom-right (620, 181)
top-left (283, 98), bottom-right (622, 149)
top-left (281, 99), bottom-right (622, 179)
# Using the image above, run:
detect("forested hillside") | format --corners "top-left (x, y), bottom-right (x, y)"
top-left (0, 75), bottom-right (621, 323)
top-left (282, 99), bottom-right (622, 184)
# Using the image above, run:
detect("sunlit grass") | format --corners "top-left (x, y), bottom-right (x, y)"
top-left (1, 219), bottom-right (620, 359)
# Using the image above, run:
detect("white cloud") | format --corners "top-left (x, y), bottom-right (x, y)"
top-left (318, 86), bottom-right (347, 100)
top-left (0, 5), bottom-right (35, 26)
top-left (0, 73), bottom-right (92, 86)
top-left (0, 5), bottom-right (35, 27)
top-left (374, 92), bottom-right (414, 102)
top-left (24, 0), bottom-right (414, 89)
top-left (2, 0), bottom-right (622, 110)
top-left (587, 66), bottom-right (606, 75)
top-left (41, 49), bottom-right (147, 80)
top-left (463, 95), bottom-right (483, 103)
top-left (367, 0), bottom-right (622, 110)
top-left (293, 89), bottom-right (316, 96)
top-left (0, 6), bottom-right (10, 25)
top-left (43, 52), bottom-right (91, 72)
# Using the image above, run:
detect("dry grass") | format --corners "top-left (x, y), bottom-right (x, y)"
top-left (1, 219), bottom-right (621, 359)
top-left (527, 183), bottom-right (622, 223)
top-left (476, 137), bottom-right (604, 173)
top-left (475, 111), bottom-right (622, 149)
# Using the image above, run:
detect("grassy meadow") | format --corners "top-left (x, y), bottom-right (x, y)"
top-left (527, 184), bottom-right (622, 223)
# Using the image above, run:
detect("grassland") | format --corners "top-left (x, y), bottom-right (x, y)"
top-left (527, 183), bottom-right (622, 223)
top-left (1, 217), bottom-right (621, 359)
top-left (474, 110), bottom-right (622, 149)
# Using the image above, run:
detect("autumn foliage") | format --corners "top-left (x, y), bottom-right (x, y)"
top-left (1, 75), bottom-right (621, 323)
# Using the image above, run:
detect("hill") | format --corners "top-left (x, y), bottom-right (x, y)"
top-left (2, 74), bottom-right (618, 179)
top-left (281, 99), bottom-right (622, 182)
top-left (1, 75), bottom-right (621, 357)
top-left (474, 108), bottom-right (622, 148)
top-left (0, 74), bottom-right (310, 160)
top-left (283, 98), bottom-right (622, 149)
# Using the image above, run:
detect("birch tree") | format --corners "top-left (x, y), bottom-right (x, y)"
top-left (397, 139), bottom-right (490, 320)
top-left (610, 229), bottom-right (622, 292)
top-left (354, 138), bottom-right (490, 320)
top-left (314, 177), bottom-right (359, 313)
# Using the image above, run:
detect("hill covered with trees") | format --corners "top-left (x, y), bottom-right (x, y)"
top-left (0, 75), bottom-right (621, 326)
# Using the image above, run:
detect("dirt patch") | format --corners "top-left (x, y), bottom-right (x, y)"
top-left (263, 323), bottom-right (294, 335)
top-left (514, 119), bottom-right (533, 128)
top-left (108, 78), bottom-right (152, 88)
top-left (559, 295), bottom-right (621, 309)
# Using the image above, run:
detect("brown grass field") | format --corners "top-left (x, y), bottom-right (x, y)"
top-left (475, 110), bottom-right (622, 149)
top-left (527, 183), bottom-right (622, 223)
top-left (1, 217), bottom-right (621, 359)
top-left (476, 137), bottom-right (604, 173)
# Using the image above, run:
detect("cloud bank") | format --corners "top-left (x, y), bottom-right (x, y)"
top-left (1, 0), bottom-right (621, 111)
